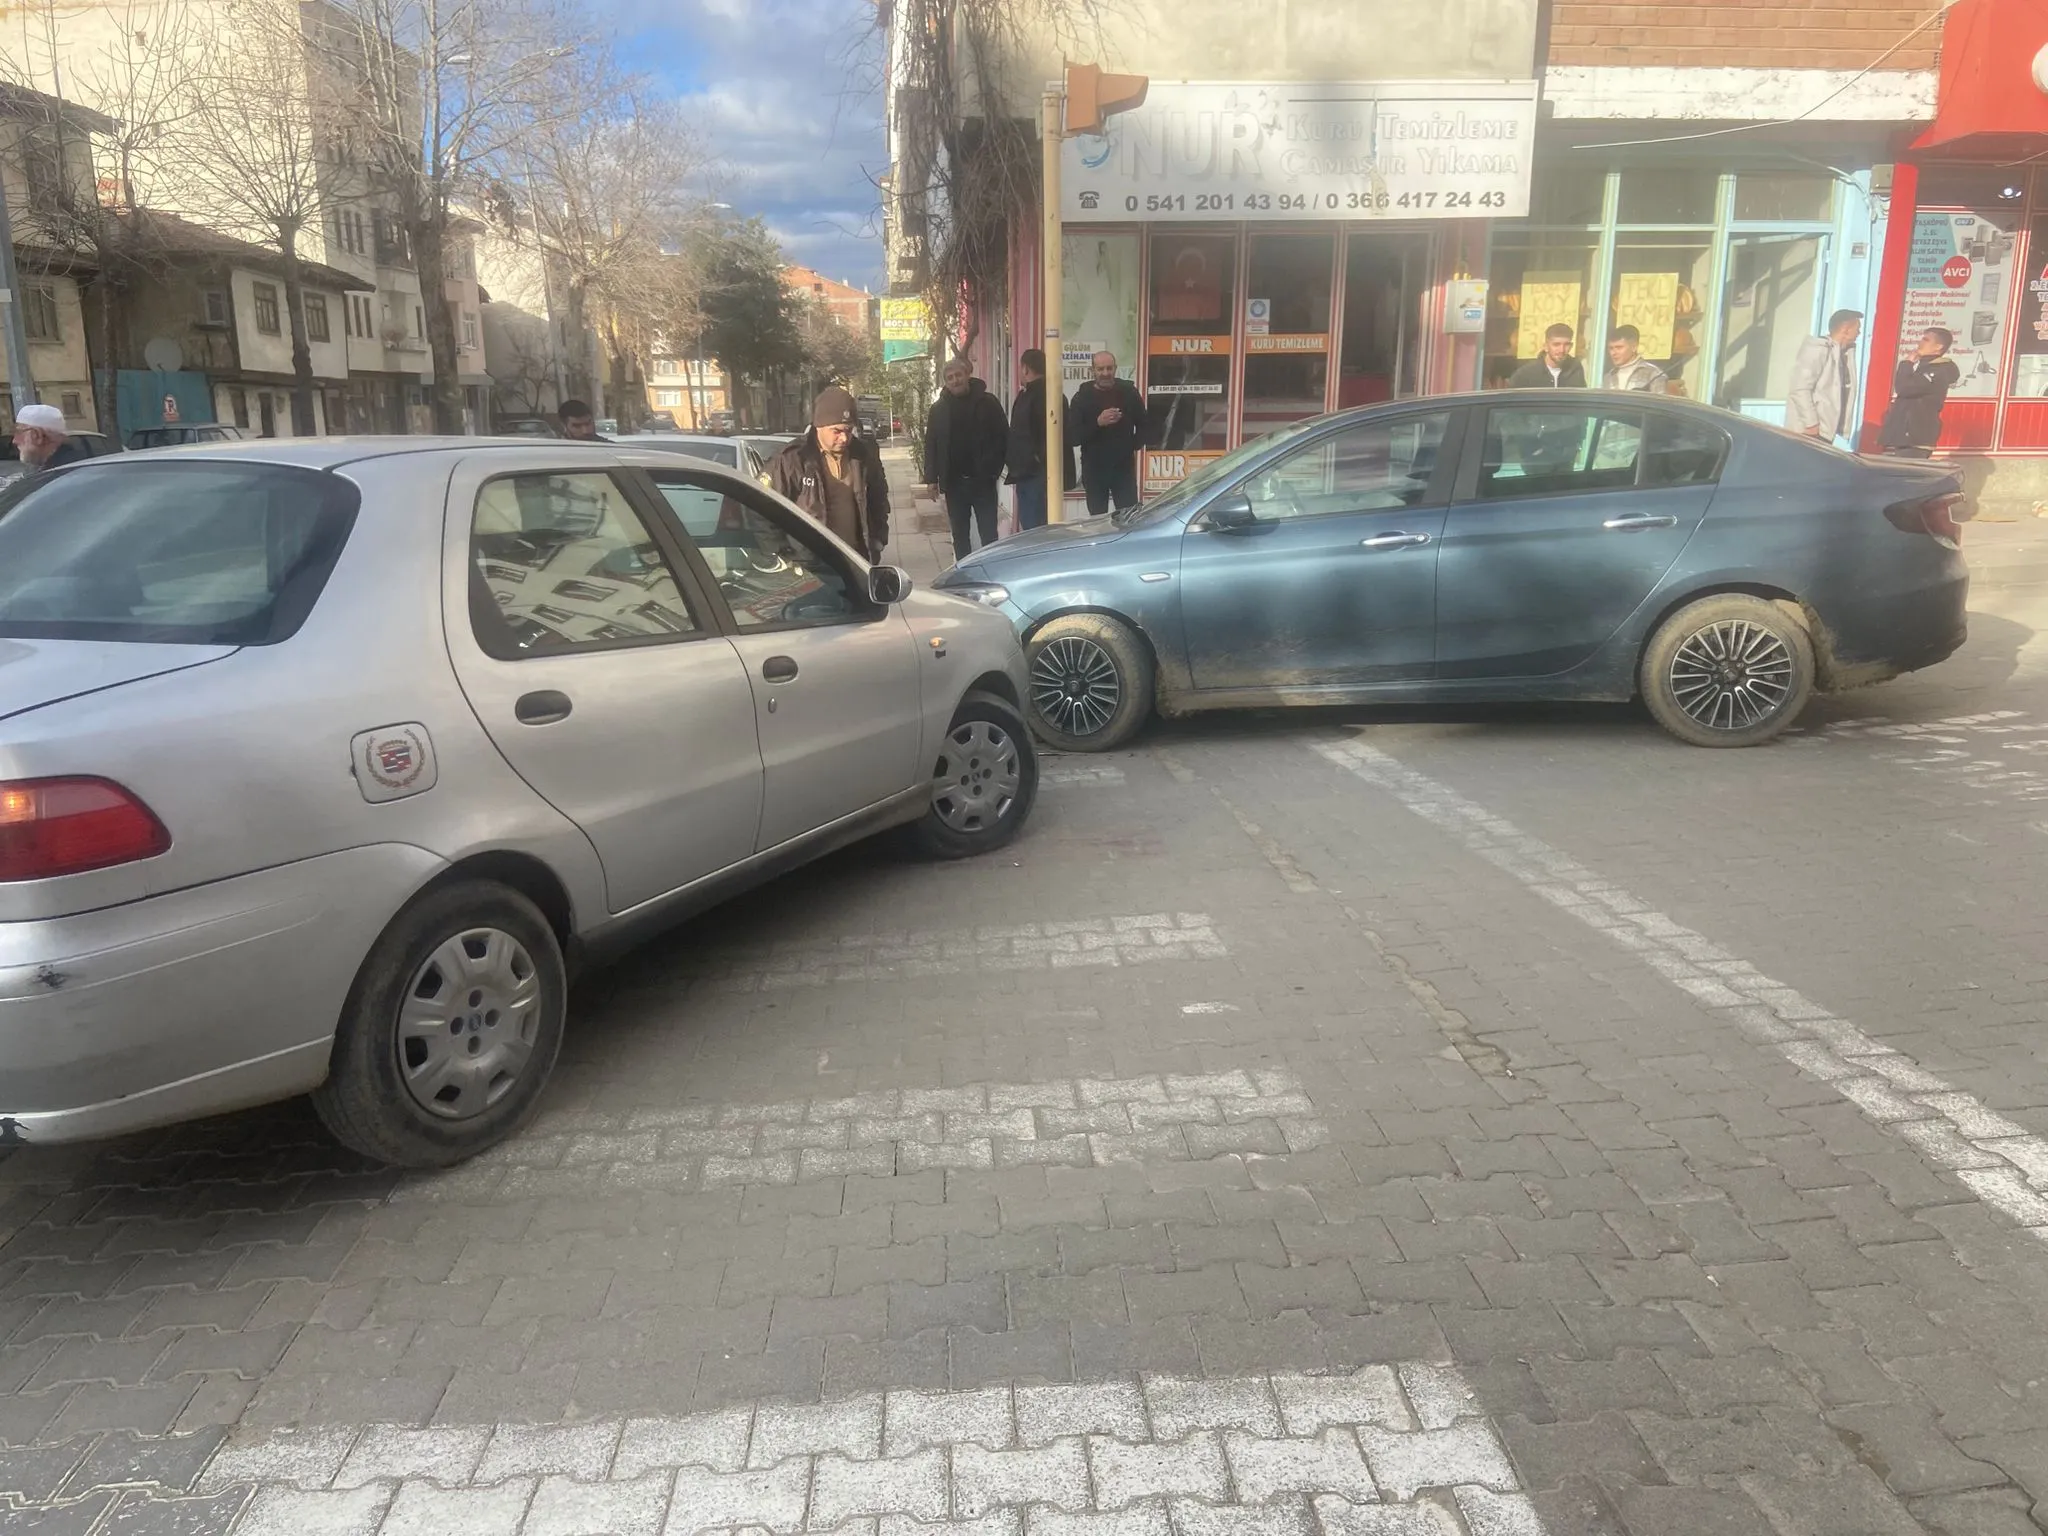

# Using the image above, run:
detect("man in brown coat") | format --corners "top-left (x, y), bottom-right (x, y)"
top-left (766, 386), bottom-right (892, 561)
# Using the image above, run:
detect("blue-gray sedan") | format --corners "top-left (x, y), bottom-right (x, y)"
top-left (935, 392), bottom-right (1969, 750)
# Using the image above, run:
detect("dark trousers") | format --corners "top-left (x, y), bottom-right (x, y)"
top-left (1014, 477), bottom-right (1048, 531)
top-left (944, 479), bottom-right (999, 559)
top-left (1081, 454), bottom-right (1139, 517)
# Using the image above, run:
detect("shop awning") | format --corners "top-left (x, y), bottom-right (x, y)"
top-left (1912, 0), bottom-right (2048, 157)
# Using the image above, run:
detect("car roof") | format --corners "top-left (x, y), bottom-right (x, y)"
top-left (32, 436), bottom-right (773, 486)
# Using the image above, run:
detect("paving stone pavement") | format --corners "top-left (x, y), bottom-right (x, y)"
top-left (8, 527), bottom-right (2048, 1534)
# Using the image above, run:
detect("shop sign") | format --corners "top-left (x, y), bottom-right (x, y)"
top-left (1148, 335), bottom-right (1233, 356)
top-left (1144, 449), bottom-right (1225, 492)
top-left (1245, 297), bottom-right (1271, 336)
top-left (1150, 382), bottom-right (1226, 395)
top-left (879, 297), bottom-right (930, 342)
top-left (1902, 212), bottom-right (2013, 399)
top-left (1514, 278), bottom-right (1581, 360)
top-left (1611, 273), bottom-right (1680, 360)
top-left (1245, 333), bottom-right (1329, 353)
top-left (1063, 80), bottom-right (1538, 224)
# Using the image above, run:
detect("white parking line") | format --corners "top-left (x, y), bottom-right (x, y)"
top-left (1788, 710), bottom-right (2048, 804)
top-left (1041, 762), bottom-right (1129, 788)
top-left (184, 1364), bottom-right (1548, 1535)
top-left (1315, 735), bottom-right (2048, 1247)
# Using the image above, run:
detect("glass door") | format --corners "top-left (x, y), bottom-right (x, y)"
top-left (1714, 233), bottom-right (1828, 421)
top-left (1241, 232), bottom-right (1337, 442)
top-left (1145, 230), bottom-right (1238, 493)
top-left (1336, 231), bottom-right (1433, 407)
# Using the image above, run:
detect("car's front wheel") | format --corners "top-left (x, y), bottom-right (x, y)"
top-left (1640, 594), bottom-right (1815, 747)
top-left (1026, 613), bottom-right (1154, 752)
top-left (910, 691), bottom-right (1039, 859)
top-left (313, 880), bottom-right (566, 1167)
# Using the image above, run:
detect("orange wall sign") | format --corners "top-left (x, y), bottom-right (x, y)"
top-left (1147, 335), bottom-right (1233, 357)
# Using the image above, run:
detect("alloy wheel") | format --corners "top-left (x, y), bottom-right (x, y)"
top-left (394, 927), bottom-right (541, 1121)
top-left (1667, 619), bottom-right (1795, 732)
top-left (931, 719), bottom-right (1022, 834)
top-left (1031, 635), bottom-right (1122, 738)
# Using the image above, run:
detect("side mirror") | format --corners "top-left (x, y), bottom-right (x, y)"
top-left (868, 565), bottom-right (913, 604)
top-left (1204, 494), bottom-right (1257, 532)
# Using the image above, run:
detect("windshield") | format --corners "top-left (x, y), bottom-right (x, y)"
top-left (0, 461), bottom-right (358, 645)
top-left (1110, 417), bottom-right (1327, 526)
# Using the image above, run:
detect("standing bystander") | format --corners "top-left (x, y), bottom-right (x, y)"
top-left (1785, 310), bottom-right (1863, 445)
top-left (1509, 325), bottom-right (1587, 388)
top-left (767, 386), bottom-right (892, 561)
top-left (1067, 351), bottom-right (1149, 517)
top-left (1005, 349), bottom-right (1072, 531)
top-left (1880, 327), bottom-right (1960, 459)
top-left (922, 358), bottom-right (1010, 559)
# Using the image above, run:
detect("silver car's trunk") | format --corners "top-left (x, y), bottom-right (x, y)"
top-left (0, 639), bottom-right (236, 724)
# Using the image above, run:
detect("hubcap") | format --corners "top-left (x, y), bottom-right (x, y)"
top-left (1668, 619), bottom-right (1795, 732)
top-left (931, 719), bottom-right (1023, 834)
top-left (395, 927), bottom-right (541, 1121)
top-left (1031, 636), bottom-right (1121, 737)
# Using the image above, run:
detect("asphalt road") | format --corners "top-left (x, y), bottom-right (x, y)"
top-left (5, 487), bottom-right (2048, 1534)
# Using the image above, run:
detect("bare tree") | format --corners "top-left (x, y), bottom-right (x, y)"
top-left (172, 0), bottom-right (334, 433)
top-left (2, 0), bottom-right (207, 437)
top-left (510, 64), bottom-right (705, 422)
top-left (303, 0), bottom-right (596, 432)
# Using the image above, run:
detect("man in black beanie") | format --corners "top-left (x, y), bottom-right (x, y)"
top-left (766, 385), bottom-right (893, 561)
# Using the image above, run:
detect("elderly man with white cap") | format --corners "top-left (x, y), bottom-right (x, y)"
top-left (12, 403), bottom-right (85, 474)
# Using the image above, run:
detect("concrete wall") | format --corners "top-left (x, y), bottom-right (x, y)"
top-left (976, 0), bottom-right (1541, 119)
top-left (1548, 1), bottom-right (1942, 70)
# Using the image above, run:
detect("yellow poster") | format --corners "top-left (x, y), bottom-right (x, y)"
top-left (1611, 272), bottom-right (1679, 359)
top-left (1515, 278), bottom-right (1582, 359)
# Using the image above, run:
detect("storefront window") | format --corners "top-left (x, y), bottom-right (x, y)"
top-left (1526, 165), bottom-right (1606, 227)
top-left (1241, 233), bottom-right (1334, 440)
top-left (1484, 235), bottom-right (1598, 387)
top-left (1061, 232), bottom-right (1142, 395)
top-left (1608, 233), bottom-right (1713, 396)
top-left (1900, 207), bottom-right (2019, 400)
top-left (1716, 233), bottom-right (1825, 410)
top-left (2012, 211), bottom-right (2048, 399)
top-left (1733, 174), bottom-right (1834, 223)
top-left (1147, 231), bottom-right (1234, 460)
top-left (1336, 231), bottom-right (1429, 408)
top-left (1617, 168), bottom-right (1718, 227)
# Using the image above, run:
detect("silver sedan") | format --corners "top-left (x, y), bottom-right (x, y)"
top-left (0, 439), bottom-right (1036, 1165)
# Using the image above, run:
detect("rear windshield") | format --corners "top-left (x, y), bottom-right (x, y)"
top-left (0, 461), bottom-right (358, 645)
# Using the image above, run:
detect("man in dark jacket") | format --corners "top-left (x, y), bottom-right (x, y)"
top-left (1005, 348), bottom-right (1074, 530)
top-left (1880, 327), bottom-right (1960, 458)
top-left (922, 356), bottom-right (1010, 558)
top-left (1508, 324), bottom-right (1588, 388)
top-left (1068, 351), bottom-right (1149, 517)
top-left (10, 403), bottom-right (88, 474)
top-left (767, 386), bottom-right (891, 561)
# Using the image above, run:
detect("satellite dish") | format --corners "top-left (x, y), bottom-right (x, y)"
top-left (143, 337), bottom-right (184, 372)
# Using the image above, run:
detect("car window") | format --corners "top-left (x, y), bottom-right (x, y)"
top-left (0, 461), bottom-right (356, 644)
top-left (1478, 407), bottom-right (1644, 500)
top-left (1240, 412), bottom-right (1450, 521)
top-left (1642, 414), bottom-right (1728, 488)
top-left (650, 475), bottom-right (863, 629)
top-left (468, 471), bottom-right (702, 659)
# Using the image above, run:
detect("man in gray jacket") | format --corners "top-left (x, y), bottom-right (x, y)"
top-left (1785, 309), bottom-right (1863, 444)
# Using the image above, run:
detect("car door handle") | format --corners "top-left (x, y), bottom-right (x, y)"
top-left (514, 689), bottom-right (573, 725)
top-left (1361, 531), bottom-right (1432, 549)
top-left (1602, 513), bottom-right (1679, 531)
top-left (761, 655), bottom-right (800, 683)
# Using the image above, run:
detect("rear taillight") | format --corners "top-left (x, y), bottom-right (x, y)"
top-left (0, 777), bottom-right (171, 882)
top-left (1883, 491), bottom-right (1965, 547)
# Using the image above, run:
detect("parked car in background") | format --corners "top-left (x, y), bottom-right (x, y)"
top-left (640, 413), bottom-right (679, 432)
top-left (613, 432), bottom-right (770, 484)
top-left (936, 393), bottom-right (1969, 751)
top-left (493, 416), bottom-right (561, 438)
top-left (737, 433), bottom-right (798, 471)
top-left (127, 424), bottom-right (246, 450)
top-left (0, 439), bottom-right (1035, 1164)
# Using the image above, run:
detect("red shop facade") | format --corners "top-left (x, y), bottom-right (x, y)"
top-left (1866, 0), bottom-right (2048, 484)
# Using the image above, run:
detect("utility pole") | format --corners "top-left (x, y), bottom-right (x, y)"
top-left (0, 171), bottom-right (40, 415)
top-left (1042, 63), bottom-right (1146, 523)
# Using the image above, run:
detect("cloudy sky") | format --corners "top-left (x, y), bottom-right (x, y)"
top-left (613, 0), bottom-right (889, 292)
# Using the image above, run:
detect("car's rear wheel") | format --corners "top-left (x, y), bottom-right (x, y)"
top-left (313, 880), bottom-right (566, 1168)
top-left (1026, 613), bottom-right (1154, 752)
top-left (1640, 594), bottom-right (1814, 747)
top-left (910, 691), bottom-right (1039, 859)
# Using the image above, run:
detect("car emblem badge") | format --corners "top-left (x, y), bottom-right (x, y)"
top-left (351, 722), bottom-right (439, 803)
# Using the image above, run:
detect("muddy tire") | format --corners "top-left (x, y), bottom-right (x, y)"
top-left (1025, 613), bottom-right (1154, 752)
top-left (313, 880), bottom-right (566, 1168)
top-left (1640, 594), bottom-right (1814, 748)
top-left (909, 691), bottom-right (1039, 859)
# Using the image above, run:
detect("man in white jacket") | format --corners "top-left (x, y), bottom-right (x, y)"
top-left (1785, 309), bottom-right (1863, 445)
top-left (1603, 326), bottom-right (1668, 393)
